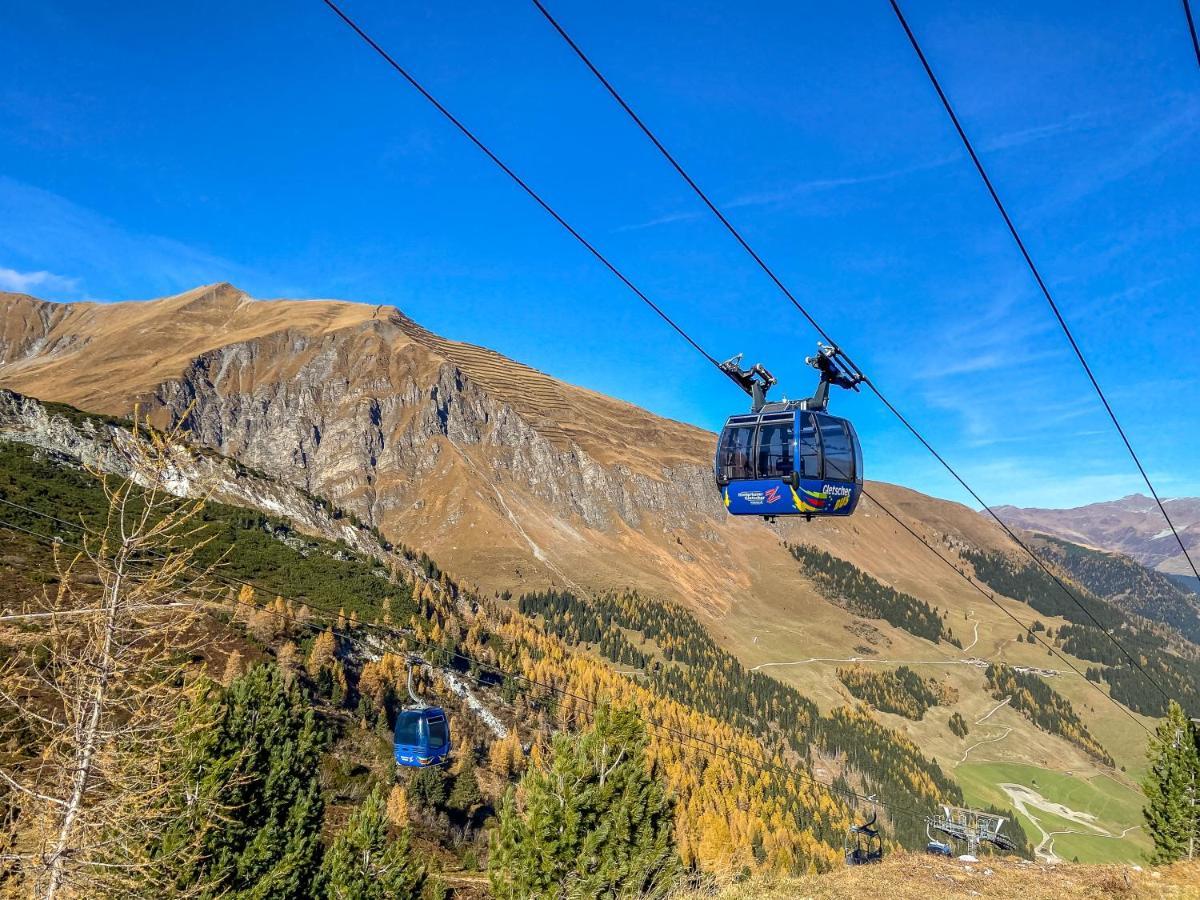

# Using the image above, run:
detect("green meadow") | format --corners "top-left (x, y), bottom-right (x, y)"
top-left (956, 761), bottom-right (1150, 864)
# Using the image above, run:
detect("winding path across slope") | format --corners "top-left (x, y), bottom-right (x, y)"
top-left (955, 697), bottom-right (1013, 765)
top-left (999, 782), bottom-right (1140, 863)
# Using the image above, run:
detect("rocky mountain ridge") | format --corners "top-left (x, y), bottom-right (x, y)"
top-left (995, 494), bottom-right (1200, 577)
top-left (0, 283), bottom-right (1019, 617)
top-left (0, 388), bottom-right (393, 562)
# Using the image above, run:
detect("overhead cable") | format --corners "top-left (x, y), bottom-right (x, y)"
top-left (886, 0), bottom-right (1199, 588)
top-left (528, 0), bottom-right (1176, 704)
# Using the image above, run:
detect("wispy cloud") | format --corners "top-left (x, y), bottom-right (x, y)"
top-left (1039, 99), bottom-right (1200, 211)
top-left (611, 107), bottom-right (1119, 230)
top-left (723, 157), bottom-right (957, 211)
top-left (609, 157), bottom-right (957, 230)
top-left (978, 107), bottom-right (1112, 154)
top-left (613, 209), bottom-right (704, 233)
top-left (912, 284), bottom-right (1059, 379)
top-left (0, 266), bottom-right (80, 295)
top-left (0, 176), bottom-right (249, 300)
top-left (723, 109), bottom-right (1114, 213)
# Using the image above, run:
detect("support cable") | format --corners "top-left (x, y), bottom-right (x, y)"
top-left (886, 0), bottom-right (1199, 587)
top-left (1184, 0), bottom-right (1200, 70)
top-left (528, 0), bottom-right (1179, 703)
top-left (318, 0), bottom-right (720, 369)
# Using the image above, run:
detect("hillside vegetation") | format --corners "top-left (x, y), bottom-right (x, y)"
top-left (1029, 533), bottom-right (1200, 643)
top-left (0, 414), bottom-right (1023, 889)
top-left (836, 666), bottom-right (950, 721)
top-left (985, 664), bottom-right (1113, 765)
top-left (684, 854), bottom-right (1200, 900)
top-left (960, 544), bottom-right (1200, 718)
top-left (517, 589), bottom-right (968, 850)
top-left (789, 544), bottom-right (959, 646)
top-left (0, 441), bottom-right (416, 628)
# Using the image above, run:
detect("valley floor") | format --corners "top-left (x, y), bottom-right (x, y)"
top-left (685, 854), bottom-right (1200, 900)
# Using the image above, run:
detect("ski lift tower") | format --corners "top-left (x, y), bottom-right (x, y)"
top-left (926, 805), bottom-right (1016, 856)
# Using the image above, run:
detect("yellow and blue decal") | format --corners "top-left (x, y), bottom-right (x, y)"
top-left (724, 477), bottom-right (859, 517)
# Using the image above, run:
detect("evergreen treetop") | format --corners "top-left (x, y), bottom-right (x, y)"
top-left (170, 663), bottom-right (328, 899)
top-left (319, 786), bottom-right (435, 900)
top-left (489, 705), bottom-right (681, 900)
top-left (1142, 700), bottom-right (1200, 864)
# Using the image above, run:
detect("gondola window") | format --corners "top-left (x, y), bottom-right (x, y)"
top-left (799, 414), bottom-right (821, 478)
top-left (716, 426), bottom-right (755, 483)
top-left (817, 415), bottom-right (854, 481)
top-left (757, 421), bottom-right (794, 478)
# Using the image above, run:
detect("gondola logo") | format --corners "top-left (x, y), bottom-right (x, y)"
top-left (763, 486), bottom-right (782, 504)
top-left (735, 489), bottom-right (767, 505)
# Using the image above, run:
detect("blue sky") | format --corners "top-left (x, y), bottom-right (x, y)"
top-left (2, 0), bottom-right (1197, 509)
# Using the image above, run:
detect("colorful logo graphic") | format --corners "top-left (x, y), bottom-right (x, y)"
top-left (789, 485), bottom-right (828, 512)
top-left (764, 486), bottom-right (782, 504)
top-left (788, 484), bottom-right (855, 513)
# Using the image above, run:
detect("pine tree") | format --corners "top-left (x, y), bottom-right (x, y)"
top-left (448, 755), bottom-right (483, 814)
top-left (169, 662), bottom-right (327, 899)
top-left (221, 649), bottom-right (245, 686)
top-left (319, 787), bottom-right (434, 900)
top-left (489, 705), bottom-right (680, 899)
top-left (1142, 700), bottom-right (1200, 863)
top-left (407, 766), bottom-right (448, 812)
top-left (307, 628), bottom-right (338, 677)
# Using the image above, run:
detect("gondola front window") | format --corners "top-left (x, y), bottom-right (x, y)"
top-left (716, 426), bottom-right (755, 482)
top-left (757, 420), bottom-right (794, 478)
top-left (849, 420), bottom-right (863, 484)
top-left (817, 415), bottom-right (855, 481)
top-left (395, 712), bottom-right (423, 745)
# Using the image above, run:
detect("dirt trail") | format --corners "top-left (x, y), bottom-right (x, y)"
top-left (961, 610), bottom-right (979, 652)
top-left (750, 656), bottom-right (980, 671)
top-left (954, 697), bottom-right (1015, 766)
top-left (999, 782), bottom-right (1137, 863)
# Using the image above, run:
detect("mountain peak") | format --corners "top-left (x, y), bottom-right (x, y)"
top-left (165, 281), bottom-right (248, 312)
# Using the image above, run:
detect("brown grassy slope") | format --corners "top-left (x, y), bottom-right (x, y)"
top-left (687, 854), bottom-right (1199, 900)
top-left (0, 285), bottom-right (1155, 781)
top-left (0, 284), bottom-right (382, 412)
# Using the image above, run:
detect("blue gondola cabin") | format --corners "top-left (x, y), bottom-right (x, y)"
top-left (394, 706), bottom-right (451, 767)
top-left (715, 406), bottom-right (862, 518)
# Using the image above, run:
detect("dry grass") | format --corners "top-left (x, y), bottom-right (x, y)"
top-left (671, 854), bottom-right (1200, 900)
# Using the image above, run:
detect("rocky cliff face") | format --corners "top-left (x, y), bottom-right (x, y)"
top-left (0, 283), bottom-right (1020, 614)
top-left (0, 388), bottom-right (391, 560)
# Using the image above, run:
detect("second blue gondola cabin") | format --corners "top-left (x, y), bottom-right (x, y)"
top-left (394, 706), bottom-right (451, 768)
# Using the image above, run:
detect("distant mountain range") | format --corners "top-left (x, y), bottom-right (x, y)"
top-left (995, 495), bottom-right (1200, 577)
